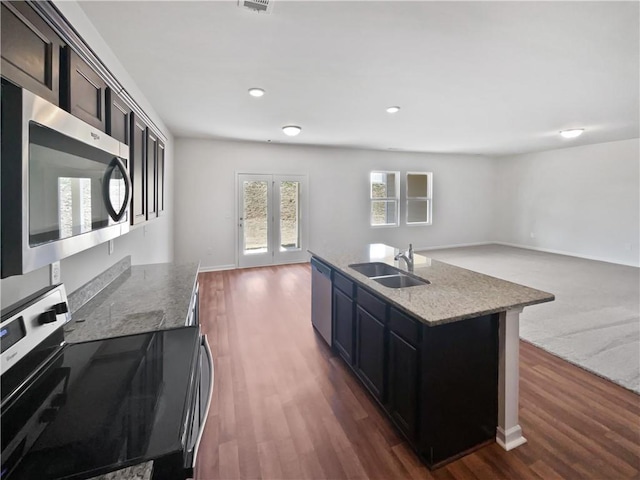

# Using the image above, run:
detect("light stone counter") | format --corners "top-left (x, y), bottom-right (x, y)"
top-left (88, 461), bottom-right (153, 480)
top-left (310, 243), bottom-right (554, 326)
top-left (64, 262), bottom-right (199, 343)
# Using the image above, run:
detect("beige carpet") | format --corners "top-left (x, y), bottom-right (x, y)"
top-left (417, 244), bottom-right (640, 394)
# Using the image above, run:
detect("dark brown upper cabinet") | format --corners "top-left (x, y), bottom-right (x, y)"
top-left (146, 129), bottom-right (158, 219)
top-left (130, 114), bottom-right (147, 225)
top-left (1, 1), bottom-right (63, 104)
top-left (157, 141), bottom-right (165, 215)
top-left (106, 88), bottom-right (131, 145)
top-left (60, 46), bottom-right (107, 131)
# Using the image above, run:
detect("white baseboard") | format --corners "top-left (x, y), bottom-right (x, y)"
top-left (494, 242), bottom-right (640, 268)
top-left (198, 264), bottom-right (236, 272)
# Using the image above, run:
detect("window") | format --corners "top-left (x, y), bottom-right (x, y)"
top-left (370, 171), bottom-right (399, 226)
top-left (406, 172), bottom-right (432, 225)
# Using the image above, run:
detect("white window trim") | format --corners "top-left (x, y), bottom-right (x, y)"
top-left (405, 171), bottom-right (433, 226)
top-left (370, 170), bottom-right (400, 227)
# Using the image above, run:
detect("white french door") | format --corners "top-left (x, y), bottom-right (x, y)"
top-left (237, 173), bottom-right (308, 268)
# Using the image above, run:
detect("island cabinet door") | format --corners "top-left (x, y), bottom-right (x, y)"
top-left (388, 331), bottom-right (419, 443)
top-left (419, 314), bottom-right (499, 467)
top-left (332, 287), bottom-right (354, 364)
top-left (355, 305), bottom-right (386, 401)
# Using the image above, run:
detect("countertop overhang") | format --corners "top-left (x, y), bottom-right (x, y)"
top-left (310, 244), bottom-right (554, 326)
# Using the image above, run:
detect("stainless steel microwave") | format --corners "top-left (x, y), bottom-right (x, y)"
top-left (1, 80), bottom-right (132, 278)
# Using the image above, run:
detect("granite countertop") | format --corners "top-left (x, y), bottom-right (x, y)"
top-left (64, 262), bottom-right (199, 343)
top-left (310, 244), bottom-right (554, 326)
top-left (87, 461), bottom-right (153, 480)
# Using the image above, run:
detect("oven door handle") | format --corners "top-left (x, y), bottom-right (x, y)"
top-left (102, 156), bottom-right (132, 222)
top-left (191, 334), bottom-right (214, 469)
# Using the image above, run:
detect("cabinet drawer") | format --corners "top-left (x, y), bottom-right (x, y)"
top-left (357, 287), bottom-right (386, 322)
top-left (333, 271), bottom-right (354, 297)
top-left (390, 308), bottom-right (420, 346)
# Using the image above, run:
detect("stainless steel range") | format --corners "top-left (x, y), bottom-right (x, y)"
top-left (0, 284), bottom-right (213, 480)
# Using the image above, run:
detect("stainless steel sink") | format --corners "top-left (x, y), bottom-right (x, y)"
top-left (349, 262), bottom-right (402, 277)
top-left (348, 262), bottom-right (430, 288)
top-left (373, 274), bottom-right (430, 288)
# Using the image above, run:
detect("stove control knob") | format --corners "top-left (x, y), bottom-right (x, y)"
top-left (38, 309), bottom-right (57, 325)
top-left (53, 302), bottom-right (69, 315)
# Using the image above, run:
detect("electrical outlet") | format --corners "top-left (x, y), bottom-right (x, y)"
top-left (530, 232), bottom-right (536, 239)
top-left (108, 240), bottom-right (114, 255)
top-left (143, 225), bottom-right (148, 237)
top-left (50, 261), bottom-right (61, 285)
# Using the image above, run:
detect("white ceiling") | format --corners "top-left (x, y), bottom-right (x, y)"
top-left (78, 0), bottom-right (639, 156)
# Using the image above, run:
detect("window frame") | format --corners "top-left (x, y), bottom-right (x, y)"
top-left (405, 171), bottom-right (433, 226)
top-left (369, 170), bottom-right (400, 228)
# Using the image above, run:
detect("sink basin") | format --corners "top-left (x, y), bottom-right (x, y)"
top-left (373, 274), bottom-right (430, 289)
top-left (349, 262), bottom-right (402, 277)
top-left (348, 262), bottom-right (430, 288)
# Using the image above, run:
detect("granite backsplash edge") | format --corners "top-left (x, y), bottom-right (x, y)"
top-left (67, 256), bottom-right (131, 314)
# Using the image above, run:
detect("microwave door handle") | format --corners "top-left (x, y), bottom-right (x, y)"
top-left (102, 156), bottom-right (131, 222)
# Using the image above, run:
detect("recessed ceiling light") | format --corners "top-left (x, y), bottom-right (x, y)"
top-left (386, 106), bottom-right (401, 114)
top-left (560, 129), bottom-right (584, 139)
top-left (282, 125), bottom-right (301, 136)
top-left (248, 88), bottom-right (265, 97)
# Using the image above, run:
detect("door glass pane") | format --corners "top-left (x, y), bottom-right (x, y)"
top-left (280, 181), bottom-right (300, 251)
top-left (243, 181), bottom-right (268, 254)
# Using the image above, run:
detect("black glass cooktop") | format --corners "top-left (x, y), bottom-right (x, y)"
top-left (1, 326), bottom-right (199, 480)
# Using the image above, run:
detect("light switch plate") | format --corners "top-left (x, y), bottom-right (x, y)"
top-left (50, 261), bottom-right (61, 285)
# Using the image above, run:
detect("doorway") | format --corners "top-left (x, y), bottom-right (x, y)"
top-left (237, 173), bottom-right (308, 268)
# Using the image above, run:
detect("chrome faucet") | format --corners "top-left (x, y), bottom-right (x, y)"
top-left (395, 244), bottom-right (414, 272)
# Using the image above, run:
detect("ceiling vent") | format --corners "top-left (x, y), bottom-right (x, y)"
top-left (238, 0), bottom-right (273, 14)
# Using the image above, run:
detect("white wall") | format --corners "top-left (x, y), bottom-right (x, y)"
top-left (0, 1), bottom-right (174, 307)
top-left (174, 138), bottom-right (497, 269)
top-left (495, 138), bottom-right (640, 267)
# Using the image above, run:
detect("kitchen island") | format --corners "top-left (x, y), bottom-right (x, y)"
top-left (310, 244), bottom-right (554, 467)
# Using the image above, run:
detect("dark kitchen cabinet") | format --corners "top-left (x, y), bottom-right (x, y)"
top-left (157, 141), bottom-right (165, 215)
top-left (106, 88), bottom-right (131, 145)
top-left (60, 46), bottom-right (107, 131)
top-left (420, 315), bottom-right (499, 467)
top-left (130, 115), bottom-right (147, 225)
top-left (1, 1), bottom-right (63, 105)
top-left (388, 331), bottom-right (419, 442)
top-left (146, 130), bottom-right (158, 219)
top-left (355, 305), bottom-right (386, 401)
top-left (332, 286), bottom-right (354, 365)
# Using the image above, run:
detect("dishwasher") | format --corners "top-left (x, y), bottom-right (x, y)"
top-left (311, 257), bottom-right (332, 346)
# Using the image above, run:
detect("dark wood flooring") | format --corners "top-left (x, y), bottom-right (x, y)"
top-left (194, 264), bottom-right (640, 480)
